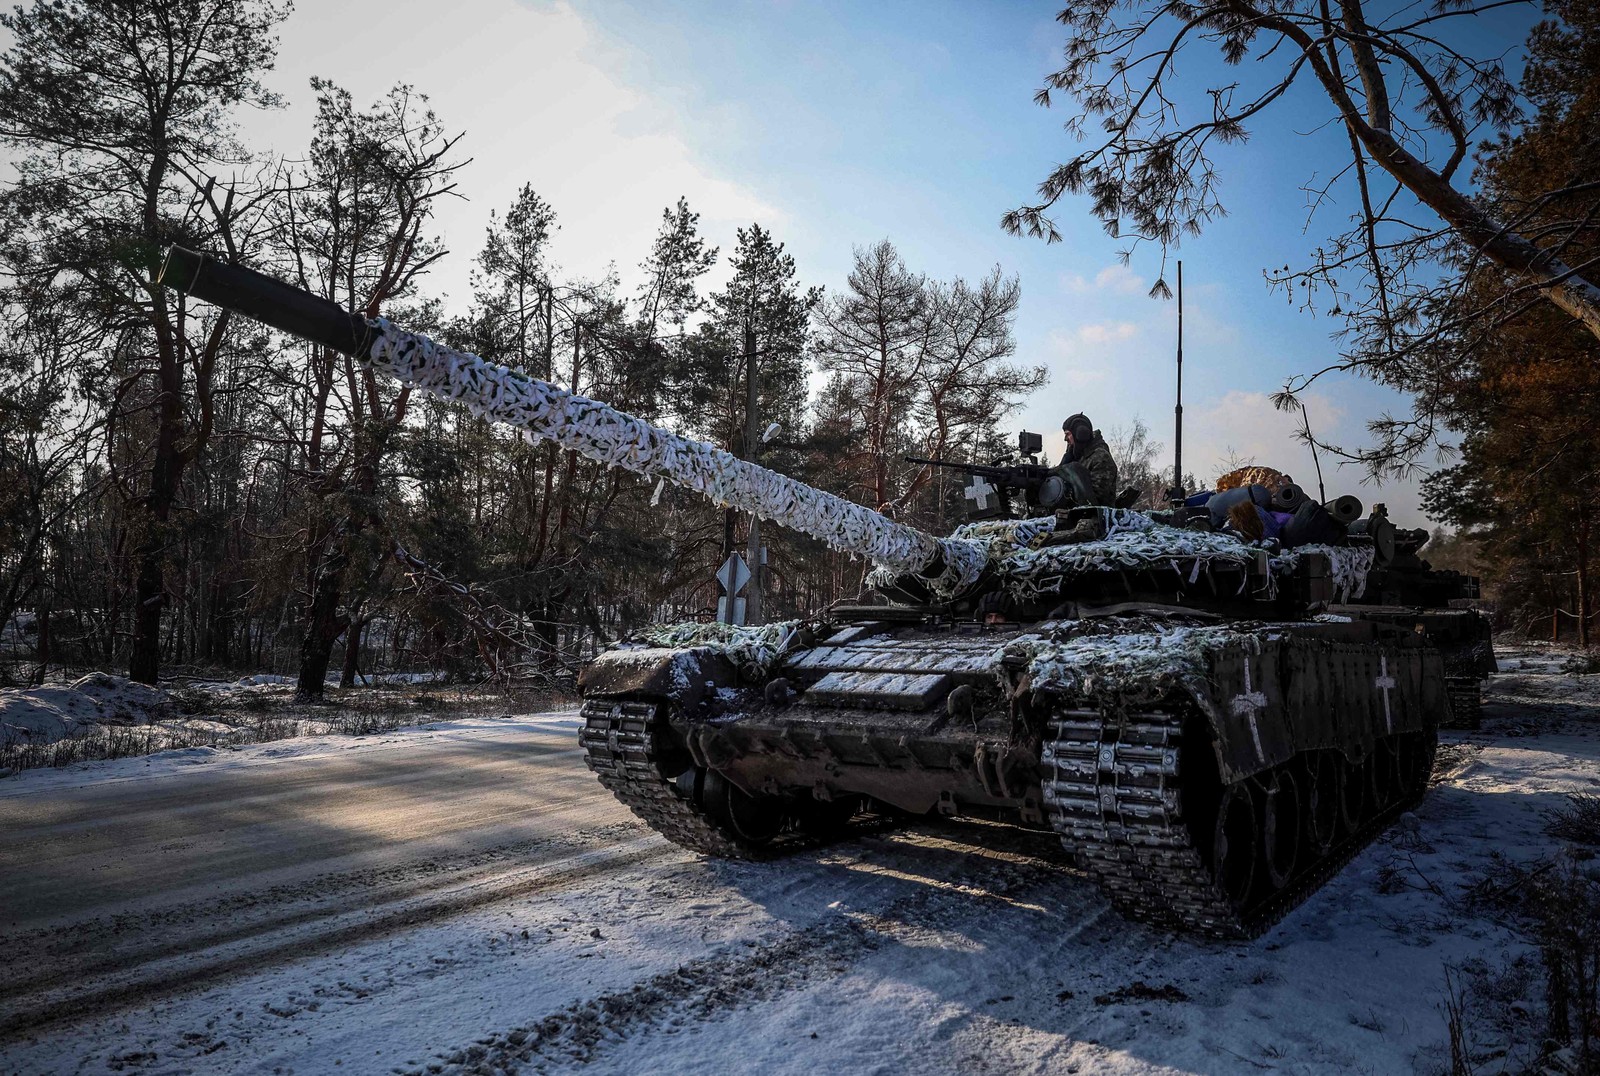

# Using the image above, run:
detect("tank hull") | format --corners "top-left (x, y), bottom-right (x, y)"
top-left (581, 615), bottom-right (1443, 937)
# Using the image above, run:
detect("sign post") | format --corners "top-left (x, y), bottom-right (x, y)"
top-left (716, 552), bottom-right (750, 625)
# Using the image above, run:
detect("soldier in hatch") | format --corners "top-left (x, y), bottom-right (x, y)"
top-left (1057, 413), bottom-right (1119, 506)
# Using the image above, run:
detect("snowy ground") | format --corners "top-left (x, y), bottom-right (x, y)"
top-left (0, 648), bottom-right (1596, 1075)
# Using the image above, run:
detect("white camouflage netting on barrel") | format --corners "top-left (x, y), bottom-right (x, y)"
top-left (864, 515), bottom-right (1056, 591)
top-left (363, 320), bottom-right (987, 594)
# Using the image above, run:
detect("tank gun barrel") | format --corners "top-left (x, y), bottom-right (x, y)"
top-left (158, 248), bottom-right (986, 595)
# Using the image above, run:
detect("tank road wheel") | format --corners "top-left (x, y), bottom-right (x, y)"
top-left (582, 697), bottom-right (840, 859)
top-left (1212, 782), bottom-right (1261, 910)
top-left (1306, 752), bottom-right (1343, 854)
top-left (700, 770), bottom-right (788, 846)
top-left (1259, 770), bottom-right (1303, 891)
top-left (1367, 739), bottom-right (1401, 812)
top-left (1045, 705), bottom-right (1424, 940)
top-left (1336, 752), bottom-right (1366, 833)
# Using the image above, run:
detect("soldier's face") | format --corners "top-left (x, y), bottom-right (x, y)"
top-left (1064, 429), bottom-right (1076, 450)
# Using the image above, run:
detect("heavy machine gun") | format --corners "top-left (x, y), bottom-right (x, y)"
top-left (905, 431), bottom-right (1093, 518)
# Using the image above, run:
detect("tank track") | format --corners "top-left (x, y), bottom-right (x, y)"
top-left (579, 696), bottom-right (886, 858)
top-left (579, 697), bottom-right (760, 858)
top-left (1445, 678), bottom-right (1483, 729)
top-left (1042, 705), bottom-right (1431, 939)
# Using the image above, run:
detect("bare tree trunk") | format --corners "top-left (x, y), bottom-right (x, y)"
top-left (129, 368), bottom-right (182, 684)
top-left (296, 526), bottom-right (347, 697)
top-left (1578, 510), bottom-right (1591, 650)
top-left (1250, 1), bottom-right (1600, 341)
top-left (36, 603), bottom-right (50, 670)
top-left (340, 616), bottom-right (363, 687)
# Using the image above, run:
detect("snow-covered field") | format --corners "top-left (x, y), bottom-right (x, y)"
top-left (0, 647), bottom-right (1596, 1075)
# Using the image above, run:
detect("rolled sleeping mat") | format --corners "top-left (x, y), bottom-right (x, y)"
top-left (1324, 495), bottom-right (1363, 525)
top-left (1271, 483), bottom-right (1306, 512)
top-left (1206, 484), bottom-right (1272, 528)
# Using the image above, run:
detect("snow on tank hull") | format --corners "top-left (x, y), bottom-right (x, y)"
top-left (580, 611), bottom-right (1444, 938)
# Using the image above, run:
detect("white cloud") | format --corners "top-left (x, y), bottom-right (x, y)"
top-left (1186, 390), bottom-right (1347, 490)
top-left (251, 0), bottom-right (781, 301)
top-left (1037, 321), bottom-right (1148, 393)
top-left (1063, 264), bottom-right (1147, 296)
top-left (1076, 320), bottom-right (1140, 345)
top-left (1045, 322), bottom-right (1140, 354)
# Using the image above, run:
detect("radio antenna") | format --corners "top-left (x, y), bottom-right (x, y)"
top-left (1170, 261), bottom-right (1184, 503)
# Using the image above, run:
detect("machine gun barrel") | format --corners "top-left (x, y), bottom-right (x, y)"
top-left (158, 248), bottom-right (988, 594)
top-left (905, 456), bottom-right (997, 479)
top-left (905, 455), bottom-right (1052, 483)
top-left (904, 454), bottom-right (1069, 511)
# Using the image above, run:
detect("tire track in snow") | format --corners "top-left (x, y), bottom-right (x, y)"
top-left (0, 815), bottom-right (648, 1006)
top-left (0, 836), bottom-right (672, 1043)
top-left (423, 825), bottom-right (1094, 1075)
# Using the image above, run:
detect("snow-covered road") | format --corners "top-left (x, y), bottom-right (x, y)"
top-left (2, 655), bottom-right (1598, 1075)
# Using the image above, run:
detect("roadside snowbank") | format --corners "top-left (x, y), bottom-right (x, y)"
top-left (2, 669), bottom-right (548, 777)
top-left (180, 670), bottom-right (447, 695)
top-left (0, 709), bottom-right (584, 796)
top-left (0, 672), bottom-right (173, 746)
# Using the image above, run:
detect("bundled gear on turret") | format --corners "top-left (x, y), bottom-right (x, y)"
top-left (158, 246), bottom-right (1491, 940)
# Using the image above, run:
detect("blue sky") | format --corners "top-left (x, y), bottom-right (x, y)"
top-left (240, 0), bottom-right (1541, 524)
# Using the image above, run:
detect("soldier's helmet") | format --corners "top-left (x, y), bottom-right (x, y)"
top-left (1062, 413), bottom-right (1095, 457)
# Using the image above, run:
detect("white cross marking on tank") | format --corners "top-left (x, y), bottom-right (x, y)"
top-left (1375, 656), bottom-right (1396, 734)
top-left (1229, 657), bottom-right (1268, 761)
top-left (964, 476), bottom-right (997, 511)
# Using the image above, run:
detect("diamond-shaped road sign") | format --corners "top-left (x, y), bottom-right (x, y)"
top-left (717, 553), bottom-right (750, 596)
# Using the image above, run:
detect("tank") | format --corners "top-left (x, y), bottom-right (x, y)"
top-left (159, 247), bottom-right (1450, 939)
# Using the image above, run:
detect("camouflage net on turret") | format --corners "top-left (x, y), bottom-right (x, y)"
top-left (1271, 544), bottom-right (1375, 603)
top-left (361, 321), bottom-right (989, 594)
top-left (862, 509), bottom-right (1376, 604)
top-left (1000, 511), bottom-right (1261, 600)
